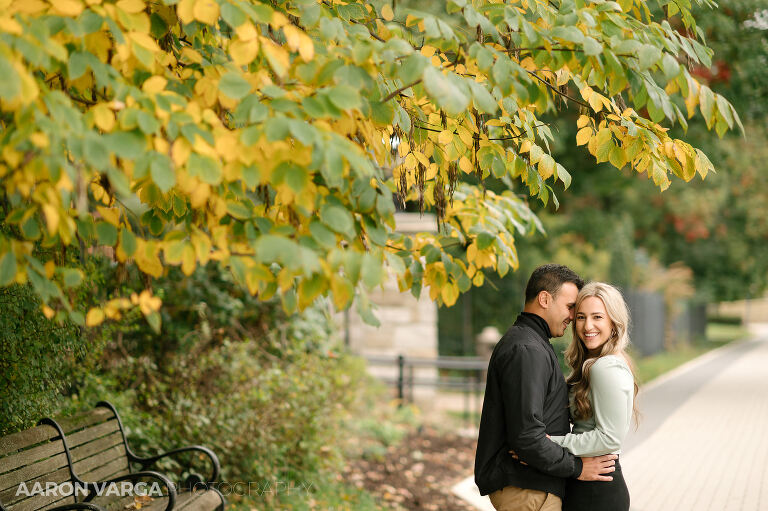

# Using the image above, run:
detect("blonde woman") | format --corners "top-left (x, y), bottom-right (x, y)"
top-left (548, 282), bottom-right (639, 511)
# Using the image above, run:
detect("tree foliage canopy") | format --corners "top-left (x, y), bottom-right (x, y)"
top-left (0, 0), bottom-right (740, 329)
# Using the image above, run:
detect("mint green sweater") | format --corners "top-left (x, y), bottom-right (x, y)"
top-left (549, 355), bottom-right (634, 457)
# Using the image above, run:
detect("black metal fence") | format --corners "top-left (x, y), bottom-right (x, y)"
top-left (364, 354), bottom-right (488, 420)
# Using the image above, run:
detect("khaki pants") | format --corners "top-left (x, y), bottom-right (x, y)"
top-left (489, 486), bottom-right (562, 511)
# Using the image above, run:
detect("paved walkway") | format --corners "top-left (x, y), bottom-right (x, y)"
top-left (453, 325), bottom-right (768, 510)
top-left (622, 329), bottom-right (768, 510)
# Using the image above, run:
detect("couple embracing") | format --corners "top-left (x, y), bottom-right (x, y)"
top-left (475, 264), bottom-right (639, 511)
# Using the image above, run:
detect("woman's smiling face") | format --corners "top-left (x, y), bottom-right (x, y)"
top-left (575, 296), bottom-right (615, 356)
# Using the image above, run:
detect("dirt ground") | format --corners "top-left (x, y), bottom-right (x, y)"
top-left (343, 425), bottom-right (479, 510)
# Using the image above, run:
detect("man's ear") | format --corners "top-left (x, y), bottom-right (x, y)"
top-left (537, 290), bottom-right (551, 309)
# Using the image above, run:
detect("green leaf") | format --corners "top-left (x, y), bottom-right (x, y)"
top-left (550, 26), bottom-right (584, 44)
top-left (84, 134), bottom-right (110, 169)
top-left (96, 222), bottom-right (118, 245)
top-left (255, 235), bottom-right (300, 269)
top-left (361, 253), bottom-right (383, 288)
top-left (638, 44), bottom-right (662, 70)
top-left (661, 54), bottom-right (679, 81)
top-left (423, 66), bottom-right (470, 116)
top-left (0, 251), bottom-right (17, 286)
top-left (146, 311), bottom-right (161, 333)
top-left (699, 85), bottom-right (714, 127)
top-left (309, 220), bottom-right (337, 248)
top-left (320, 204), bottom-right (356, 238)
top-left (476, 232), bottom-right (495, 250)
top-left (398, 53), bottom-right (429, 84)
top-left (120, 228), bottom-right (137, 257)
top-left (68, 51), bottom-right (89, 80)
top-left (188, 153), bottom-right (222, 185)
top-left (326, 85), bottom-right (362, 110)
top-left (583, 37), bottom-right (603, 56)
top-left (467, 80), bottom-right (498, 114)
top-left (105, 131), bottom-right (146, 159)
top-left (221, 3), bottom-right (246, 27)
top-left (61, 268), bottom-right (84, 288)
top-left (219, 72), bottom-right (252, 100)
top-left (716, 95), bottom-right (734, 129)
top-left (150, 153), bottom-right (175, 192)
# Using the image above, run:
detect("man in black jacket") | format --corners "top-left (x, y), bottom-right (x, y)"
top-left (475, 264), bottom-right (617, 510)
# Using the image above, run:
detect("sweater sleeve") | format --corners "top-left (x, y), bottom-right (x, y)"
top-left (549, 356), bottom-right (634, 457)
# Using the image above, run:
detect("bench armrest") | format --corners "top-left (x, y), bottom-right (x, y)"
top-left (134, 446), bottom-right (221, 483)
top-left (82, 471), bottom-right (177, 511)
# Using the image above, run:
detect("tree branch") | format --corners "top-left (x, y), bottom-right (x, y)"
top-left (383, 79), bottom-right (422, 102)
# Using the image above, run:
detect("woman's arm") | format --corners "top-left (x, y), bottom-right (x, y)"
top-left (549, 356), bottom-right (634, 457)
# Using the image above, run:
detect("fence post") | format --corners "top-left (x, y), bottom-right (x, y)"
top-left (397, 354), bottom-right (405, 407)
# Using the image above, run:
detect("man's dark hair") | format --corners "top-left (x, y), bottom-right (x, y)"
top-left (524, 264), bottom-right (584, 304)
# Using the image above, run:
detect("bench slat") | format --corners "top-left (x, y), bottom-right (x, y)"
top-left (0, 477), bottom-right (75, 511)
top-left (66, 422), bottom-right (121, 451)
top-left (179, 490), bottom-right (221, 511)
top-left (68, 433), bottom-right (123, 466)
top-left (41, 494), bottom-right (77, 511)
top-left (76, 457), bottom-right (129, 484)
top-left (0, 454), bottom-right (69, 494)
top-left (0, 439), bottom-right (68, 477)
top-left (0, 468), bottom-right (71, 507)
top-left (0, 428), bottom-right (59, 459)
top-left (55, 409), bottom-right (115, 435)
top-left (71, 445), bottom-right (128, 480)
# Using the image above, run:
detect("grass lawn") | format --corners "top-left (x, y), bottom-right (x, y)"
top-left (633, 323), bottom-right (749, 384)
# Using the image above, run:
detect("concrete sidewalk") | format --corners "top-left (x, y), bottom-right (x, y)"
top-left (622, 330), bottom-right (768, 510)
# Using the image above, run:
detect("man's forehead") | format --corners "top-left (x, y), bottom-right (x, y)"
top-left (557, 282), bottom-right (580, 301)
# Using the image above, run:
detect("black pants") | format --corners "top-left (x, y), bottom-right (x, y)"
top-left (563, 458), bottom-right (629, 511)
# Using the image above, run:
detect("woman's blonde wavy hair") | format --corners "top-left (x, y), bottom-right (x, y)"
top-left (565, 282), bottom-right (639, 424)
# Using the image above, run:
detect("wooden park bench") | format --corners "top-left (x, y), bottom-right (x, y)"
top-left (0, 419), bottom-right (105, 511)
top-left (52, 402), bottom-right (224, 511)
top-left (0, 402), bottom-right (224, 511)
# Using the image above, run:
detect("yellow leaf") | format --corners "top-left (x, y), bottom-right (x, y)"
top-left (456, 126), bottom-right (473, 147)
top-left (438, 130), bottom-right (453, 145)
top-left (50, 0), bottom-right (84, 16)
top-left (271, 11), bottom-right (289, 29)
top-left (441, 282), bottom-right (458, 307)
top-left (459, 156), bottom-right (473, 174)
top-left (230, 38), bottom-right (259, 67)
top-left (330, 273), bottom-right (353, 309)
top-left (129, 31), bottom-right (160, 52)
top-left (577, 115), bottom-right (590, 129)
top-left (235, 22), bottom-right (258, 41)
top-left (42, 204), bottom-right (59, 234)
top-left (189, 182), bottom-right (210, 208)
top-left (96, 206), bottom-right (120, 226)
top-left (426, 163), bottom-right (438, 181)
top-left (0, 16), bottom-right (23, 35)
top-left (172, 139), bottom-right (191, 167)
top-left (142, 76), bottom-right (167, 93)
top-left (404, 152), bottom-right (417, 170)
top-left (30, 132), bottom-right (49, 148)
top-left (193, 0), bottom-right (219, 25)
top-left (45, 261), bottom-right (55, 279)
top-left (576, 127), bottom-right (591, 146)
top-left (420, 45), bottom-right (436, 58)
top-left (580, 86), bottom-right (594, 102)
top-left (261, 38), bottom-right (289, 78)
top-left (92, 104), bottom-right (115, 132)
top-left (282, 25), bottom-right (313, 62)
top-left (115, 0), bottom-right (144, 14)
top-left (86, 308), bottom-right (105, 326)
top-left (191, 230), bottom-right (212, 265)
top-left (42, 305), bottom-right (55, 319)
top-left (181, 244), bottom-right (196, 275)
top-left (381, 3), bottom-right (394, 21)
top-left (519, 139), bottom-right (531, 153)
top-left (588, 91), bottom-right (603, 112)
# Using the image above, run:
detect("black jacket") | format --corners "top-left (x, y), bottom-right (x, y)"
top-left (474, 313), bottom-right (583, 498)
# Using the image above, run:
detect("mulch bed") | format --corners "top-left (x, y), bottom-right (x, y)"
top-left (343, 425), bottom-right (479, 510)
